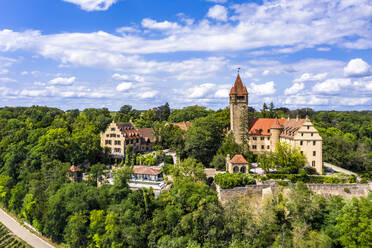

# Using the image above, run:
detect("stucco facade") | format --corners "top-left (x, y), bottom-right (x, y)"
top-left (100, 121), bottom-right (154, 158)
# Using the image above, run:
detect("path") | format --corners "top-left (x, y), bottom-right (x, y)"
top-left (324, 162), bottom-right (359, 177)
top-left (0, 208), bottom-right (55, 248)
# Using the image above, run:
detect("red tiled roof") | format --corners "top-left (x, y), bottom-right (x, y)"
top-left (249, 118), bottom-right (286, 136)
top-left (133, 166), bottom-right (161, 175)
top-left (229, 74), bottom-right (248, 96)
top-left (230, 154), bottom-right (248, 164)
top-left (172, 121), bottom-right (192, 131)
top-left (271, 118), bottom-right (283, 129)
top-left (138, 128), bottom-right (155, 143)
top-left (280, 118), bottom-right (306, 139)
top-left (70, 165), bottom-right (81, 172)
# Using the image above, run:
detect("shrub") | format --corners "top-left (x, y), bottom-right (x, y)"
top-left (360, 178), bottom-right (368, 184)
top-left (214, 173), bottom-right (255, 189)
top-left (164, 155), bottom-right (174, 164)
top-left (344, 188), bottom-right (350, 193)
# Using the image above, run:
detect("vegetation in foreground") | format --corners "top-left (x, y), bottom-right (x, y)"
top-left (0, 105), bottom-right (370, 247)
top-left (0, 221), bottom-right (31, 248)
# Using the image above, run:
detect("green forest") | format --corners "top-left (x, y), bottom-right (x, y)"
top-left (0, 105), bottom-right (371, 248)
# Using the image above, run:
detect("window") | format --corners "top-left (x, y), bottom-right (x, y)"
top-left (105, 140), bottom-right (111, 145)
top-left (267, 137), bottom-right (270, 141)
top-left (115, 140), bottom-right (121, 145)
top-left (110, 134), bottom-right (116, 137)
top-left (313, 151), bottom-right (316, 156)
top-left (313, 141), bottom-right (316, 146)
top-left (307, 126), bottom-right (310, 130)
top-left (252, 145), bottom-right (257, 149)
top-left (300, 141), bottom-right (303, 145)
top-left (253, 137), bottom-right (257, 140)
top-left (114, 148), bottom-right (121, 153)
top-left (311, 133), bottom-right (313, 137)
top-left (233, 166), bottom-right (239, 173)
top-left (301, 133), bottom-right (304, 136)
top-left (300, 151), bottom-right (303, 155)
top-left (240, 166), bottom-right (246, 173)
top-left (260, 137), bottom-right (264, 140)
top-left (261, 145), bottom-right (265, 149)
top-left (267, 129), bottom-right (270, 133)
top-left (106, 134), bottom-right (109, 137)
top-left (111, 128), bottom-right (115, 131)
top-left (267, 145), bottom-right (270, 149)
top-left (312, 161), bottom-right (315, 167)
top-left (237, 96), bottom-right (245, 100)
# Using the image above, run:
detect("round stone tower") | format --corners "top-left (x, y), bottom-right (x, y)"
top-left (270, 118), bottom-right (282, 152)
top-left (229, 74), bottom-right (248, 144)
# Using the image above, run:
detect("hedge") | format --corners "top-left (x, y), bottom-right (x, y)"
top-left (215, 173), bottom-right (256, 189)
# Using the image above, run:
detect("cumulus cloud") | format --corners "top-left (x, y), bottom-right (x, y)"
top-left (188, 83), bottom-right (215, 98)
top-left (207, 5), bottom-right (228, 21)
top-left (205, 0), bottom-right (227, 3)
top-left (112, 73), bottom-right (145, 83)
top-left (293, 72), bottom-right (327, 83)
top-left (140, 90), bottom-right (158, 99)
top-left (49, 76), bottom-right (76, 85)
top-left (116, 82), bottom-right (133, 92)
top-left (0, 77), bottom-right (17, 83)
top-left (141, 18), bottom-right (180, 30)
top-left (214, 88), bottom-right (229, 98)
top-left (284, 83), bottom-right (304, 95)
top-left (284, 95), bottom-right (328, 106)
top-left (344, 58), bottom-right (370, 77)
top-left (0, 69), bottom-right (8, 75)
top-left (248, 81), bottom-right (276, 95)
top-left (62, 0), bottom-right (117, 11)
top-left (312, 78), bottom-right (351, 93)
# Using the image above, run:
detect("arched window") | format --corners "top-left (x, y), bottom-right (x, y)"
top-left (240, 166), bottom-right (246, 173)
top-left (233, 166), bottom-right (239, 173)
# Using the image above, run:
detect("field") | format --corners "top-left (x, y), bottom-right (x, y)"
top-left (0, 222), bottom-right (31, 248)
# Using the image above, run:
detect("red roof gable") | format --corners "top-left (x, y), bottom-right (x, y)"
top-left (229, 74), bottom-right (248, 96)
top-left (249, 118), bottom-right (286, 136)
top-left (230, 154), bottom-right (248, 164)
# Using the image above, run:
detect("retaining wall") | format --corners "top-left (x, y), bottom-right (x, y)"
top-left (217, 183), bottom-right (371, 203)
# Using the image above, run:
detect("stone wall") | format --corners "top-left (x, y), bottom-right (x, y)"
top-left (217, 183), bottom-right (371, 203)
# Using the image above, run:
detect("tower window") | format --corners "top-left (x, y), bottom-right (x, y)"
top-left (237, 96), bottom-right (245, 100)
top-left (313, 151), bottom-right (316, 156)
top-left (261, 145), bottom-right (265, 149)
top-left (312, 161), bottom-right (315, 167)
top-left (307, 126), bottom-right (310, 130)
top-left (300, 141), bottom-right (303, 146)
top-left (313, 141), bottom-right (316, 145)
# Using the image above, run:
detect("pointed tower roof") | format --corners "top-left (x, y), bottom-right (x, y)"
top-left (230, 74), bottom-right (248, 96)
top-left (271, 118), bottom-right (283, 129)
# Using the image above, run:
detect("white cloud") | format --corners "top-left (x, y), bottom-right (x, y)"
top-left (214, 88), bottom-right (229, 98)
top-left (341, 97), bottom-right (371, 106)
top-left (0, 69), bottom-right (8, 75)
top-left (205, 0), bottom-right (227, 3)
top-left (284, 95), bottom-right (329, 106)
top-left (262, 70), bottom-right (270, 76)
top-left (62, 0), bottom-right (117, 11)
top-left (353, 77), bottom-right (372, 91)
top-left (112, 73), bottom-right (145, 83)
top-left (293, 72), bottom-right (327, 83)
top-left (21, 71), bottom-right (28, 75)
top-left (248, 81), bottom-right (276, 95)
top-left (344, 58), bottom-right (370, 77)
top-left (312, 78), bottom-right (351, 93)
top-left (207, 5), bottom-right (228, 21)
top-left (49, 76), bottom-right (76, 85)
top-left (116, 26), bottom-right (140, 34)
top-left (116, 82), bottom-right (133, 92)
top-left (284, 83), bottom-right (304, 95)
top-left (141, 18), bottom-right (180, 30)
top-left (140, 90), bottom-right (158, 99)
top-left (188, 83), bottom-right (216, 98)
top-left (0, 77), bottom-right (17, 83)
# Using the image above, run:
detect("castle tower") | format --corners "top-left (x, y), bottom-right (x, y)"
top-left (230, 74), bottom-right (248, 144)
top-left (270, 118), bottom-right (282, 152)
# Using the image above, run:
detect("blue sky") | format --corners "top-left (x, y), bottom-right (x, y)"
top-left (0, 0), bottom-right (371, 111)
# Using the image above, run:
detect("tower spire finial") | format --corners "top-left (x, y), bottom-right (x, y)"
top-left (237, 67), bottom-right (241, 74)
